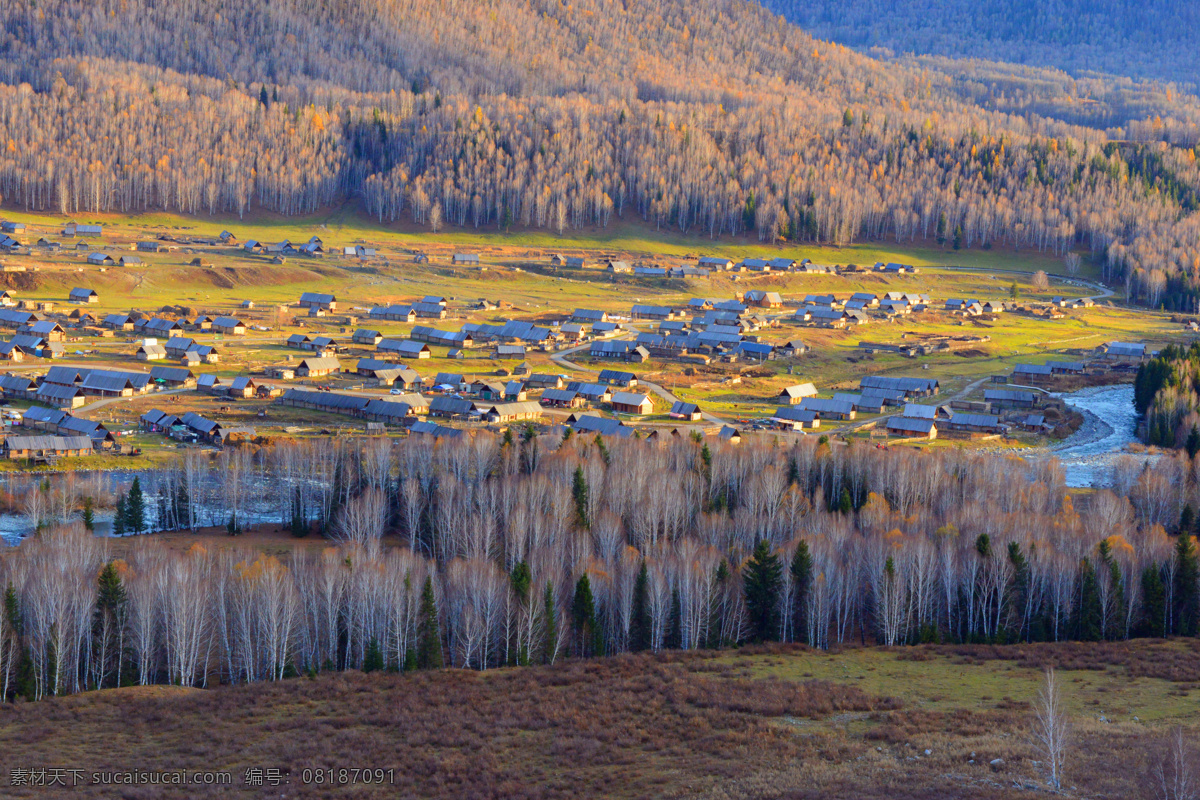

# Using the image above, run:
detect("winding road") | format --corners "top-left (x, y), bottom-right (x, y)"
top-left (550, 337), bottom-right (729, 425)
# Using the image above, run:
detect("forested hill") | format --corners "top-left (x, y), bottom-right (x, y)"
top-left (758, 0), bottom-right (1200, 88)
top-left (3, 0), bottom-right (1200, 309)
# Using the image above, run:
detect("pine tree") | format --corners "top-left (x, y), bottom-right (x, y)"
top-left (81, 496), bottom-right (95, 533)
top-left (416, 577), bottom-right (443, 669)
top-left (541, 582), bottom-right (558, 665)
top-left (510, 562), bottom-right (531, 665)
top-left (1140, 565), bottom-right (1166, 637)
top-left (1182, 505), bottom-right (1196, 536)
top-left (113, 493), bottom-right (128, 536)
top-left (790, 541), bottom-right (813, 643)
top-left (700, 443), bottom-right (713, 485)
top-left (1187, 425), bottom-right (1200, 459)
top-left (665, 587), bottom-right (682, 650)
top-left (837, 487), bottom-right (853, 514)
top-left (363, 638), bottom-right (384, 673)
top-left (571, 573), bottom-right (600, 657)
top-left (743, 540), bottom-right (783, 642)
top-left (572, 466), bottom-right (590, 529)
top-left (94, 562), bottom-right (127, 688)
top-left (1074, 558), bottom-right (1102, 641)
top-left (1174, 535), bottom-right (1199, 636)
top-left (126, 477), bottom-right (146, 534)
top-left (630, 561), bottom-right (651, 652)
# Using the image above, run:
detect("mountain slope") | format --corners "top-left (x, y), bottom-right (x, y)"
top-left (0, 0), bottom-right (1198, 308)
top-left (758, 0), bottom-right (1200, 88)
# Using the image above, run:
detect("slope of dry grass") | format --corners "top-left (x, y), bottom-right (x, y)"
top-left (0, 643), bottom-right (1195, 799)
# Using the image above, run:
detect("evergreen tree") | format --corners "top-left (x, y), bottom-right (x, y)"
top-left (571, 466), bottom-right (590, 529)
top-left (700, 443), bottom-right (713, 485)
top-left (259, 85), bottom-right (269, 106)
top-left (290, 489), bottom-right (308, 538)
top-left (1174, 535), bottom-right (1199, 636)
top-left (541, 582), bottom-right (558, 665)
top-left (1009, 281), bottom-right (1019, 301)
top-left (81, 496), bottom-right (95, 533)
top-left (510, 561), bottom-right (531, 665)
top-left (837, 487), bottom-right (853, 514)
top-left (94, 562), bottom-right (127, 689)
top-left (1007, 541), bottom-right (1030, 641)
top-left (790, 540), bottom-right (813, 643)
top-left (743, 539), bottom-right (783, 642)
top-left (1182, 505), bottom-right (1196, 536)
top-left (126, 477), bottom-right (146, 534)
top-left (112, 493), bottom-right (128, 536)
top-left (363, 638), bottom-right (384, 673)
top-left (416, 577), bottom-right (443, 669)
top-left (665, 587), bottom-right (682, 650)
top-left (1140, 565), bottom-right (1166, 637)
top-left (629, 560), bottom-right (651, 652)
top-left (571, 573), bottom-right (600, 657)
top-left (1074, 558), bottom-right (1102, 641)
top-left (1188, 425), bottom-right (1200, 459)
top-left (226, 512), bottom-right (241, 536)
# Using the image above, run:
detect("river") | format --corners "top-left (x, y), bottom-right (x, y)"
top-left (1034, 383), bottom-right (1155, 488)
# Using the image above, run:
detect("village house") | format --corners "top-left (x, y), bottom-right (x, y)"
top-left (369, 304), bottom-right (417, 323)
top-left (605, 260), bottom-right (632, 274)
top-left (3, 435), bottom-right (93, 461)
top-left (590, 341), bottom-right (650, 362)
top-left (353, 329), bottom-right (383, 346)
top-left (598, 369), bottom-right (638, 388)
top-left (69, 287), bottom-right (99, 304)
top-left (299, 292), bottom-right (337, 311)
top-left (610, 391), bottom-right (654, 414)
top-left (482, 401), bottom-right (543, 424)
top-left (540, 388), bottom-right (583, 408)
top-left (377, 339), bottom-right (432, 359)
top-left (136, 341), bottom-right (168, 361)
top-left (743, 290), bottom-right (783, 309)
top-left (778, 383), bottom-right (818, 404)
top-left (211, 316), bottom-right (246, 335)
top-left (797, 398), bottom-right (856, 420)
top-left (669, 401), bottom-right (702, 421)
top-left (295, 357), bottom-right (341, 378)
top-left (886, 417), bottom-right (938, 439)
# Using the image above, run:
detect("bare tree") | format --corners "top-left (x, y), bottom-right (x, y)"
top-left (1032, 668), bottom-right (1071, 790)
top-left (1064, 252), bottom-right (1082, 276)
top-left (1151, 727), bottom-right (1198, 800)
top-left (1032, 270), bottom-right (1051, 292)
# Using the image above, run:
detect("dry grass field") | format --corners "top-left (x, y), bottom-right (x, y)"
top-left (0, 641), bottom-right (1195, 799)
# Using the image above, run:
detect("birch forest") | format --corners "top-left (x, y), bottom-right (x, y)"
top-left (2, 2), bottom-right (1200, 307)
top-left (1, 432), bottom-right (1198, 700)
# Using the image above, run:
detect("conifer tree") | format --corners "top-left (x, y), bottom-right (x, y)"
top-left (1140, 565), bottom-right (1166, 637)
top-left (81, 497), bottom-right (95, 533)
top-left (126, 477), bottom-right (146, 534)
top-left (1174, 535), bottom-right (1199, 636)
top-left (665, 587), bottom-right (682, 650)
top-left (571, 574), bottom-right (600, 657)
top-left (790, 540), bottom-right (813, 643)
top-left (94, 562), bottom-right (127, 688)
top-left (630, 560), bottom-right (650, 652)
top-left (113, 493), bottom-right (128, 536)
top-left (416, 577), bottom-right (443, 669)
top-left (572, 466), bottom-right (590, 530)
top-left (744, 539), bottom-right (782, 642)
top-left (1074, 558), bottom-right (1102, 641)
top-left (510, 562), bottom-right (531, 665)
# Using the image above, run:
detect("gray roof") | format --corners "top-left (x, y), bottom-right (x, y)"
top-left (610, 391), bottom-right (651, 407)
top-left (5, 435), bottom-right (92, 451)
top-left (887, 417), bottom-right (936, 434)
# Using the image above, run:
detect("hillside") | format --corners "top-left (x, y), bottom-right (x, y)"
top-left (758, 0), bottom-right (1200, 89)
top-left (1, 1), bottom-right (1200, 309)
top-left (1, 643), bottom-right (1194, 799)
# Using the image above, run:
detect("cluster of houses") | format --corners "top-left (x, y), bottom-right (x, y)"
top-left (139, 409), bottom-right (254, 444)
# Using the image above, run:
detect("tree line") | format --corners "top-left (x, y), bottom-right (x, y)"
top-left (1, 431), bottom-right (1199, 700)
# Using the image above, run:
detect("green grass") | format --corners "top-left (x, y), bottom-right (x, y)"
top-left (726, 642), bottom-right (1200, 724)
